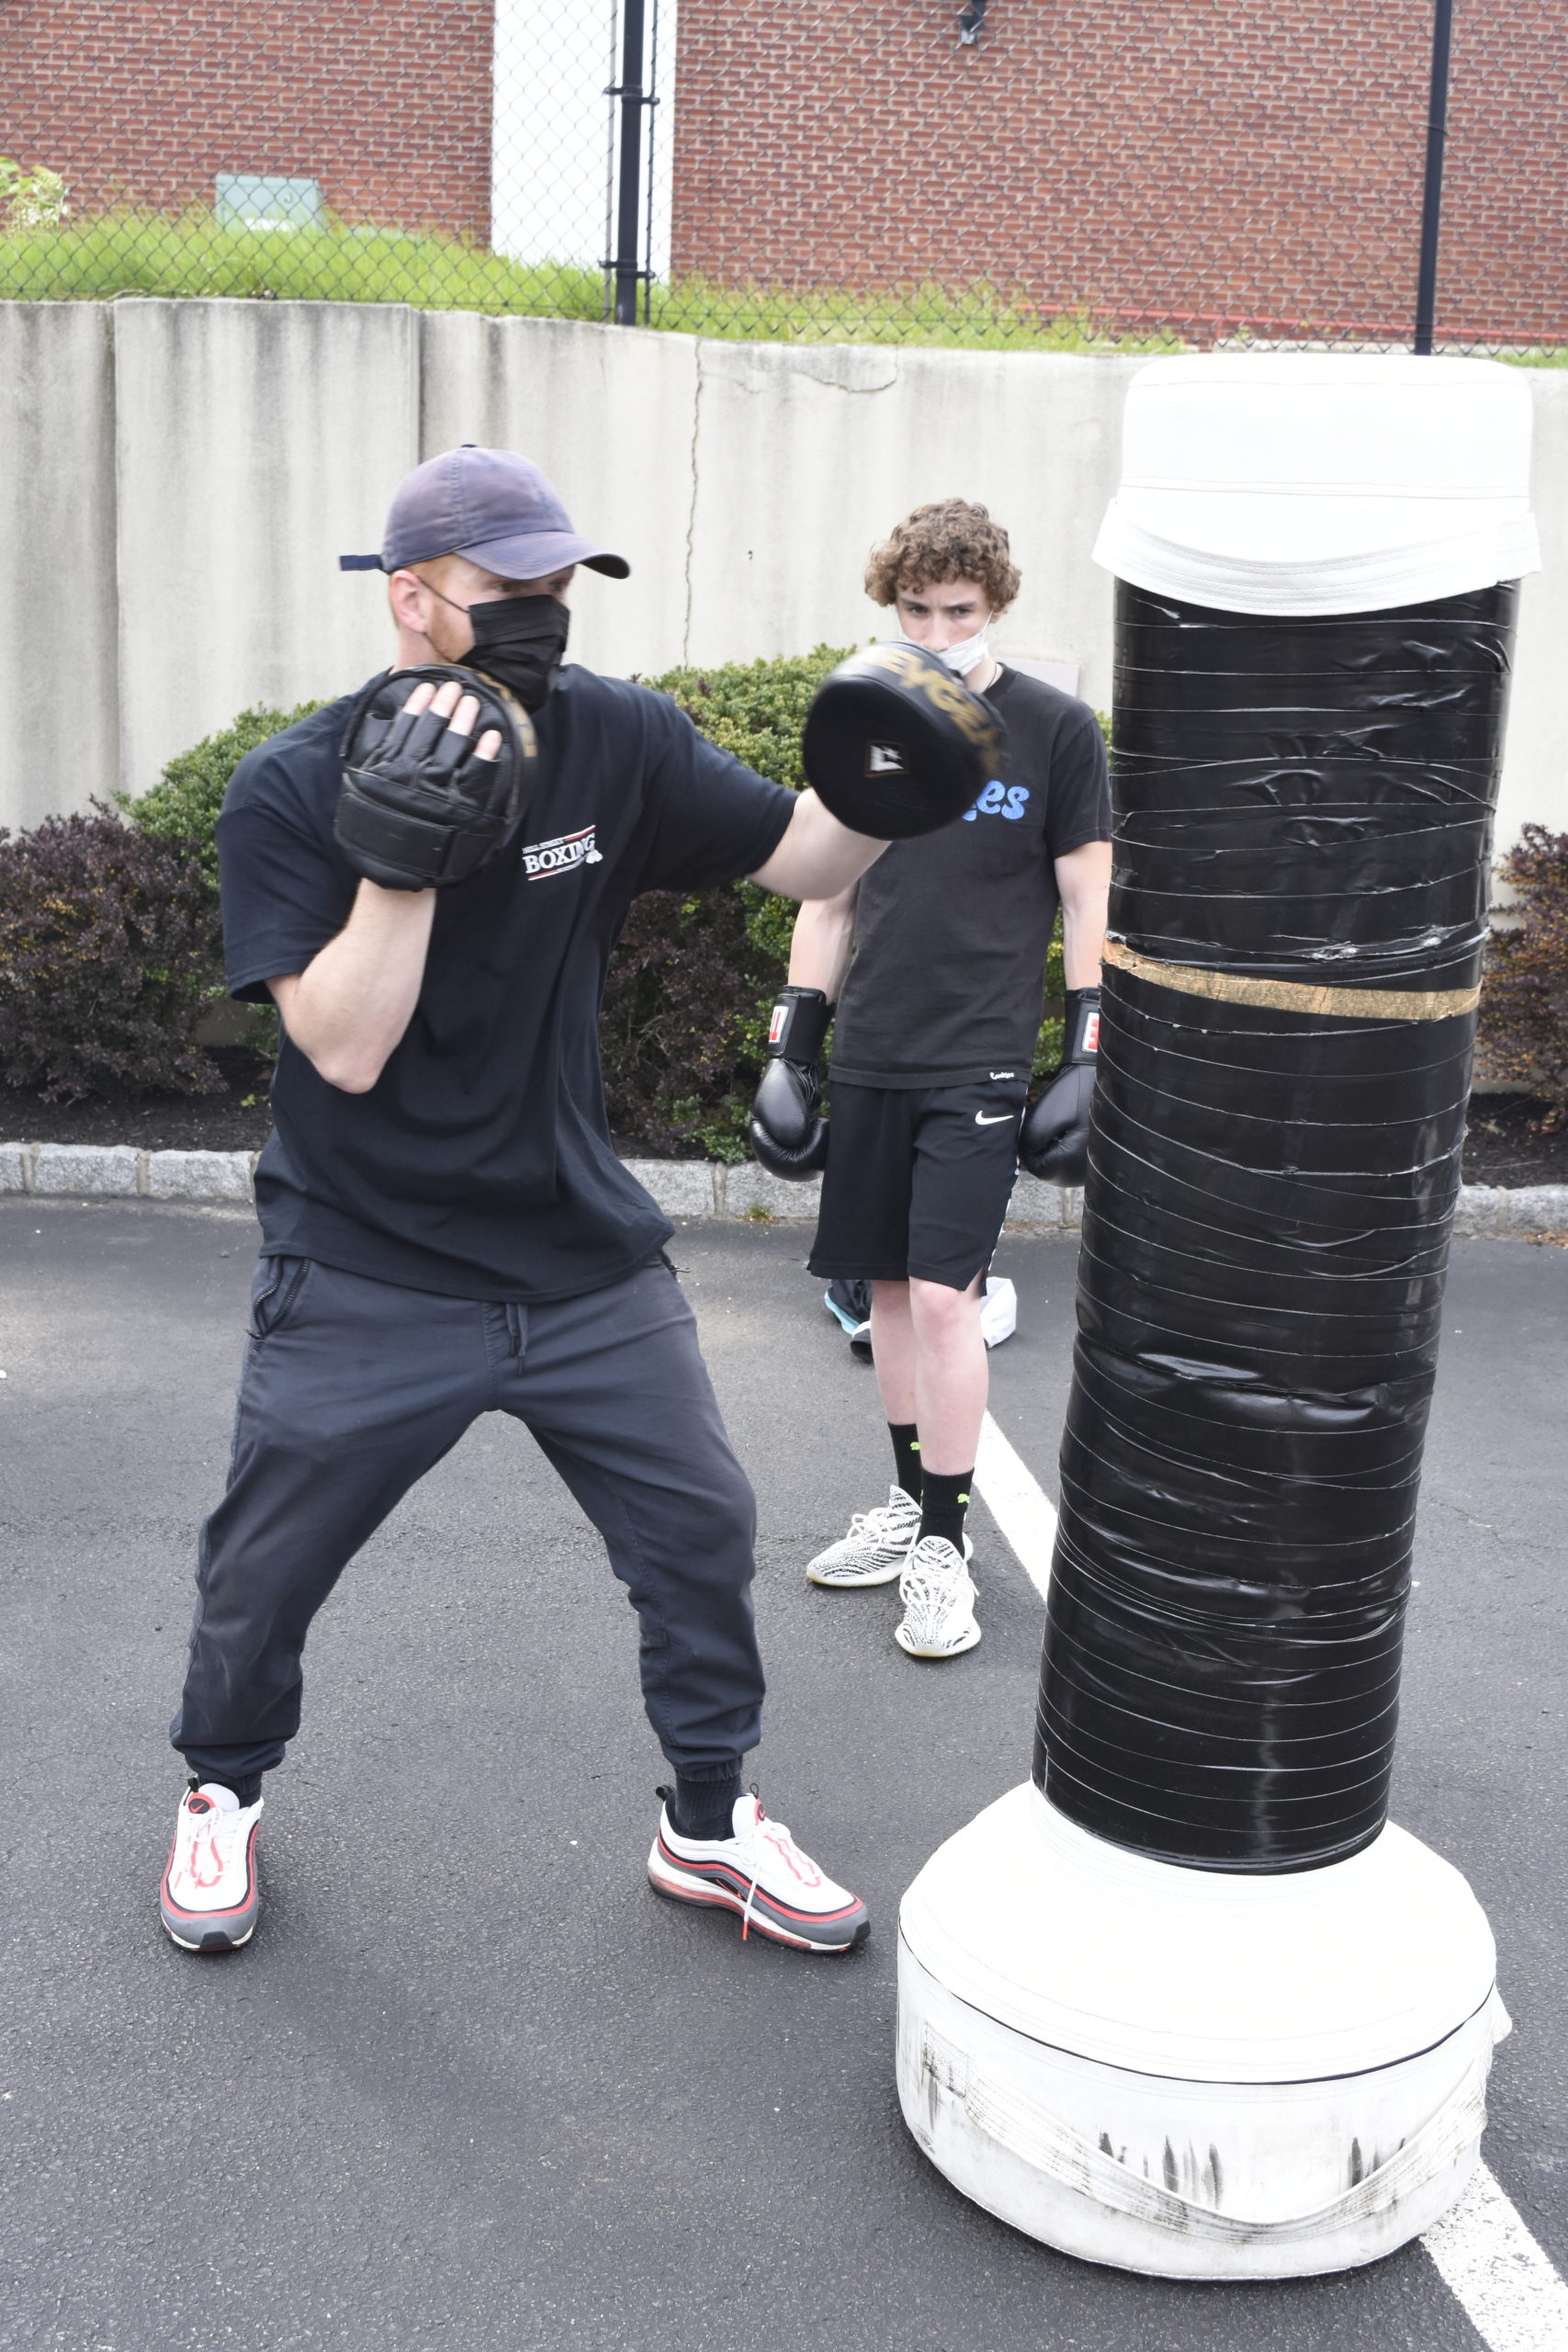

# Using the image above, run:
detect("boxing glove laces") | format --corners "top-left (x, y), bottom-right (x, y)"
top-left (750, 987), bottom-right (832, 1179)
top-left (1020, 985), bottom-right (1100, 1186)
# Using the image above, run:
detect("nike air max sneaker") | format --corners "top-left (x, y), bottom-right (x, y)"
top-left (806, 1485), bottom-right (921, 1586)
top-left (161, 1783), bottom-right (263, 1951)
top-left (896, 1535), bottom-right (981, 1658)
top-left (648, 1792), bottom-right (870, 1953)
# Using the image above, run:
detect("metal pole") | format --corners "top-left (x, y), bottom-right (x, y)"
top-left (613, 0), bottom-right (646, 327)
top-left (1414, 0), bottom-right (1454, 354)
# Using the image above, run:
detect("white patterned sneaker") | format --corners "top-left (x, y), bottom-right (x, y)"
top-left (648, 1792), bottom-right (870, 1953)
top-left (160, 1783), bottom-right (263, 1951)
top-left (896, 1535), bottom-right (982, 1658)
top-left (807, 1485), bottom-right (921, 1586)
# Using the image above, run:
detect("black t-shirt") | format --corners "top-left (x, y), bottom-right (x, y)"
top-left (219, 667), bottom-right (795, 1301)
top-left (828, 668), bottom-right (1111, 1089)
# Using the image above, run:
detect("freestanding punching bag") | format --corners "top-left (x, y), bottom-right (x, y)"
top-left (896, 356), bottom-right (1540, 2278)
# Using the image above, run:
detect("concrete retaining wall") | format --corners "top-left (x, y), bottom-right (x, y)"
top-left (2, 1140), bottom-right (1562, 1238)
top-left (2, 299), bottom-right (1564, 849)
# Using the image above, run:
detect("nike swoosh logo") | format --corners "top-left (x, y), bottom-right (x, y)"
top-left (975, 1111), bottom-right (1015, 1125)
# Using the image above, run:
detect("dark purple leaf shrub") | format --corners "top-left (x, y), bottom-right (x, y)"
top-left (1480, 824), bottom-right (1568, 1125)
top-left (0, 806), bottom-right (225, 1102)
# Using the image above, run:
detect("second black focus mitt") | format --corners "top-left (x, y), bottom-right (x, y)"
top-left (801, 643), bottom-right (1006, 840)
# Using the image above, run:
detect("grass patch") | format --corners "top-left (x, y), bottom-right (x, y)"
top-left (0, 211), bottom-right (613, 317)
top-left (0, 210), bottom-right (1178, 351)
top-left (2, 209), bottom-right (1562, 357)
top-left (645, 279), bottom-right (1182, 353)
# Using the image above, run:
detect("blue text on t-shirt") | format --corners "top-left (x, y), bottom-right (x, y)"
top-left (963, 782), bottom-right (1031, 821)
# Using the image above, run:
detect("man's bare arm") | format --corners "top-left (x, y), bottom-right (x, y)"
top-left (786, 882), bottom-right (859, 1001)
top-left (1055, 838), bottom-right (1112, 989)
top-left (268, 883), bottom-right (436, 1094)
top-left (750, 788), bottom-right (887, 902)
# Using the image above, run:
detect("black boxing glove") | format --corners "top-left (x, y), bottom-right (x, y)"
top-left (335, 663), bottom-right (536, 891)
top-left (801, 644), bottom-right (1007, 840)
top-left (1020, 987), bottom-right (1100, 1186)
top-left (750, 986), bottom-right (832, 1179)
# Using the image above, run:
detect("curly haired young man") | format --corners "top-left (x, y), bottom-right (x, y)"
top-left (754, 500), bottom-right (1111, 1657)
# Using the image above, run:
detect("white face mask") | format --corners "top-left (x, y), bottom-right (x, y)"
top-left (892, 613), bottom-right (995, 680)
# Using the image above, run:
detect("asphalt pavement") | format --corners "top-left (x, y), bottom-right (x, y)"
top-left (1, 1198), bottom-right (1563, 2352)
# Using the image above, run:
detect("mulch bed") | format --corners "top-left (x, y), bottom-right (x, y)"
top-left (1460, 1093), bottom-right (1568, 1187)
top-left (0, 1048), bottom-right (276, 1154)
top-left (3, 1057), bottom-right (1566, 1185)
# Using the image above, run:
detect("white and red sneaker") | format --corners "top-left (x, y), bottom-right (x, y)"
top-left (160, 1783), bottom-right (263, 1952)
top-left (648, 1792), bottom-right (870, 1954)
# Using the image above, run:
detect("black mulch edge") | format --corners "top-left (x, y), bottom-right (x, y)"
top-left (3, 1058), bottom-right (1565, 1186)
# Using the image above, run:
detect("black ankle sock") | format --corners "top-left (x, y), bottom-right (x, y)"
top-left (668, 1772), bottom-right (742, 1842)
top-left (889, 1422), bottom-right (922, 1502)
top-left (918, 1468), bottom-right (974, 1554)
top-left (189, 1771), bottom-right (262, 1807)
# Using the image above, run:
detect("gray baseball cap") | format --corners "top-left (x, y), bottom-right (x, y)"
top-left (340, 444), bottom-right (630, 580)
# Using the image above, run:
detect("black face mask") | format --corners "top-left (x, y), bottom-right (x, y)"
top-left (464, 595), bottom-right (570, 713)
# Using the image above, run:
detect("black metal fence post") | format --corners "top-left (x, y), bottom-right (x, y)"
top-left (1414, 0), bottom-right (1455, 354)
top-left (612, 0), bottom-right (648, 326)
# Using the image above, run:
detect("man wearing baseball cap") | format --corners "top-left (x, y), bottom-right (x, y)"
top-left (160, 445), bottom-right (928, 1962)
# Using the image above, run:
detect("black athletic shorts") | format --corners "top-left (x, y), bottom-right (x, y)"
top-left (807, 1075), bottom-right (1027, 1292)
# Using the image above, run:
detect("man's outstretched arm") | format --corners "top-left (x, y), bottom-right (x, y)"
top-left (749, 789), bottom-right (887, 902)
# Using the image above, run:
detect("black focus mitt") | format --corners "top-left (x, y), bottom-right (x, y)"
top-left (335, 663), bottom-right (536, 891)
top-left (801, 644), bottom-right (1007, 840)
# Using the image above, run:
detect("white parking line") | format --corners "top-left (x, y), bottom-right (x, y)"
top-left (974, 1411), bottom-right (1056, 1600)
top-left (969, 1408), bottom-right (1568, 2347)
top-left (1424, 2164), bottom-right (1568, 2350)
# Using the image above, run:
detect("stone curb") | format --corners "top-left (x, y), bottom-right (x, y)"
top-left (2, 1138), bottom-right (1563, 1235)
top-left (0, 1141), bottom-right (260, 1203)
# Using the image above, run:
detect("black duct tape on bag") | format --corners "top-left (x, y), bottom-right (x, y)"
top-left (1033, 581), bottom-right (1517, 1872)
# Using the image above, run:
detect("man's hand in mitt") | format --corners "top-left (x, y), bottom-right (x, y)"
top-left (335, 665), bottom-right (536, 891)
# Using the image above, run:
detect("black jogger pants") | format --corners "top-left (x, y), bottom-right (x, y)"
top-left (170, 1254), bottom-right (762, 1791)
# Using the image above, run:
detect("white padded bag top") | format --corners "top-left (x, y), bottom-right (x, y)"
top-left (1093, 352), bottom-right (1540, 616)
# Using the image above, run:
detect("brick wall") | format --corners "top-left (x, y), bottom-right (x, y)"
top-left (0, 0), bottom-right (495, 240)
top-left (671, 0), bottom-right (1568, 343)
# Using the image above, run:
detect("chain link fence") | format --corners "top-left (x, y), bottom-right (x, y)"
top-left (1, 1), bottom-right (1562, 357)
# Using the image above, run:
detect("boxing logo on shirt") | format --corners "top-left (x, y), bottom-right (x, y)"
top-left (521, 825), bottom-right (603, 879)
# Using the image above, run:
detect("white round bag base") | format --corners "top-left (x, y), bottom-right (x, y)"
top-left (897, 1785), bottom-right (1506, 2280)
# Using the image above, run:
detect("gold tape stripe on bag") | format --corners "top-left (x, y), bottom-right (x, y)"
top-left (1102, 938), bottom-right (1482, 1023)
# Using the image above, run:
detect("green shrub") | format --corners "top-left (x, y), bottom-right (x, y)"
top-left (121, 701), bottom-right (325, 888)
top-left (0, 807), bottom-right (224, 1101)
top-left (600, 648), bottom-right (852, 1157)
top-left (117, 662), bottom-right (1101, 1150)
top-left (1480, 824), bottom-right (1568, 1124)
